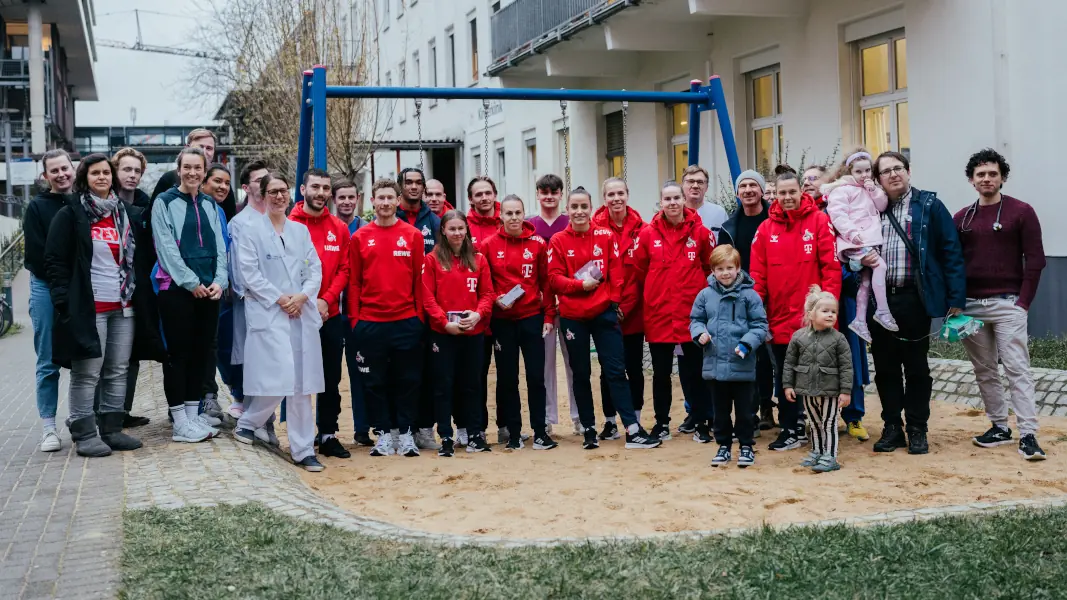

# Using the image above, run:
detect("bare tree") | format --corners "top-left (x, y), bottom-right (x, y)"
top-left (187, 0), bottom-right (392, 179)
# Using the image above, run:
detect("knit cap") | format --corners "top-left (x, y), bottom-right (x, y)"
top-left (734, 169), bottom-right (766, 194)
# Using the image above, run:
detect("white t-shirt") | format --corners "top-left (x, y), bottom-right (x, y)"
top-left (695, 202), bottom-right (728, 239)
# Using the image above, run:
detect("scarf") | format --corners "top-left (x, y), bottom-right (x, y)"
top-left (82, 191), bottom-right (136, 306)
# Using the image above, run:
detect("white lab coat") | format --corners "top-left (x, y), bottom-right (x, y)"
top-left (227, 207), bottom-right (259, 365)
top-left (237, 214), bottom-right (325, 397)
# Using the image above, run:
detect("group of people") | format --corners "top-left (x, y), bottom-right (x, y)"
top-left (23, 126), bottom-right (1048, 472)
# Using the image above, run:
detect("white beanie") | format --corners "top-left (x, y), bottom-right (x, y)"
top-left (734, 169), bottom-right (767, 194)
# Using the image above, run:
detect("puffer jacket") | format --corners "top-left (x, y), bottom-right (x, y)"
top-left (823, 176), bottom-right (888, 258)
top-left (592, 204), bottom-right (646, 335)
top-left (781, 326), bottom-right (854, 397)
top-left (689, 271), bottom-right (768, 382)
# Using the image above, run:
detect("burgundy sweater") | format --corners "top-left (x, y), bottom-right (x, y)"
top-left (952, 195), bottom-right (1045, 309)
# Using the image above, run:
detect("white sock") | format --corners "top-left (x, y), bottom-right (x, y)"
top-left (184, 401), bottom-right (200, 420)
top-left (627, 423), bottom-right (640, 435)
top-left (995, 423), bottom-right (1010, 433)
top-left (171, 405), bottom-right (189, 425)
top-left (42, 417), bottom-right (57, 431)
top-left (321, 433), bottom-right (335, 441)
top-left (606, 415), bottom-right (617, 425)
top-left (634, 410), bottom-right (642, 424)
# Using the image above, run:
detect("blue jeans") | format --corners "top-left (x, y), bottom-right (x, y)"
top-left (29, 275), bottom-right (60, 420)
top-left (214, 296), bottom-right (243, 400)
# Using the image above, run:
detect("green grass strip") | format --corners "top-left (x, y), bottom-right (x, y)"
top-left (121, 503), bottom-right (1067, 599)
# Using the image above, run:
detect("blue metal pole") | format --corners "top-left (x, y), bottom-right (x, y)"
top-left (312, 64), bottom-right (328, 170)
top-left (708, 76), bottom-right (742, 189)
top-left (294, 69), bottom-right (313, 203)
top-left (324, 85), bottom-right (708, 104)
top-left (687, 79), bottom-right (701, 167)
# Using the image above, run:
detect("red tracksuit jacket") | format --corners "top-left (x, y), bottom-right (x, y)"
top-left (346, 220), bottom-right (424, 325)
top-left (433, 200), bottom-right (455, 218)
top-left (479, 222), bottom-right (555, 324)
top-left (592, 205), bottom-right (646, 335)
top-left (422, 251), bottom-right (495, 335)
top-left (288, 202), bottom-right (350, 318)
top-left (632, 207), bottom-right (714, 344)
top-left (547, 223), bottom-right (623, 321)
top-left (750, 195), bottom-right (841, 344)
top-left (467, 203), bottom-right (501, 246)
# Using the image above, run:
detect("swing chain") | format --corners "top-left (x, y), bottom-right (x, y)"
top-left (560, 99), bottom-right (571, 192)
top-left (414, 98), bottom-right (424, 172)
top-left (621, 98), bottom-right (629, 182)
top-left (482, 99), bottom-right (490, 176)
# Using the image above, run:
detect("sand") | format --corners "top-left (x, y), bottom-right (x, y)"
top-left (273, 354), bottom-right (1067, 539)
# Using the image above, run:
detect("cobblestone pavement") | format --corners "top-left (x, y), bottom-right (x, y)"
top-left (0, 271), bottom-right (123, 600)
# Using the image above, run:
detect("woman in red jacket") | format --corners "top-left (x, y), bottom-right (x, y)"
top-left (480, 195), bottom-right (558, 451)
top-left (750, 170), bottom-right (842, 452)
top-left (633, 181), bottom-right (715, 442)
top-left (423, 210), bottom-right (495, 456)
top-left (548, 187), bottom-right (661, 451)
top-left (590, 177), bottom-right (647, 441)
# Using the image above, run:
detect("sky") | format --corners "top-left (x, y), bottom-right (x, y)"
top-left (74, 0), bottom-right (222, 127)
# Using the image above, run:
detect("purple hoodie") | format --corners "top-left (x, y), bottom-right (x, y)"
top-left (527, 213), bottom-right (569, 241)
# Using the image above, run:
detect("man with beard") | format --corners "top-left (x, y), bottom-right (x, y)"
top-left (425, 179), bottom-right (453, 217)
top-left (289, 169), bottom-right (353, 458)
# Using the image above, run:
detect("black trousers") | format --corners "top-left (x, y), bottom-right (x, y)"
top-left (353, 317), bottom-right (424, 434)
top-left (649, 341), bottom-right (710, 425)
top-left (483, 335), bottom-right (497, 429)
top-left (417, 327), bottom-right (435, 429)
top-left (157, 288), bottom-right (220, 408)
top-left (343, 323), bottom-right (370, 434)
top-left (315, 315), bottom-right (347, 435)
top-left (870, 287), bottom-right (932, 431)
top-left (492, 316), bottom-right (548, 436)
top-left (754, 344), bottom-right (774, 419)
top-left (599, 332), bottom-right (645, 418)
top-left (712, 380), bottom-right (755, 446)
top-left (561, 309), bottom-right (638, 429)
top-left (430, 331), bottom-right (485, 439)
top-left (772, 342), bottom-right (804, 432)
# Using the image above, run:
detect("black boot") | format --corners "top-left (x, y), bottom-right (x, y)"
top-left (98, 412), bottom-right (143, 451)
top-left (68, 416), bottom-right (112, 457)
top-left (873, 423), bottom-right (908, 452)
top-left (906, 426), bottom-right (929, 455)
top-left (123, 414), bottom-right (151, 428)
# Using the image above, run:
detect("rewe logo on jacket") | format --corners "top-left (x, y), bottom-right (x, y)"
top-left (324, 228), bottom-right (340, 252)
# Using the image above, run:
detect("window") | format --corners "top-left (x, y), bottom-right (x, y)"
top-left (606, 111), bottom-right (625, 178)
top-left (524, 133), bottom-right (537, 197)
top-left (495, 142), bottom-right (506, 194)
top-left (492, 2), bottom-right (501, 13)
top-left (398, 62), bottom-right (407, 122)
top-left (446, 29), bottom-right (457, 87)
top-left (469, 17), bottom-right (479, 83)
top-left (385, 71), bottom-right (393, 130)
top-left (413, 51), bottom-right (420, 87)
top-left (428, 40), bottom-right (438, 106)
top-left (472, 148), bottom-right (483, 177)
top-left (748, 65), bottom-right (783, 174)
top-left (670, 103), bottom-right (689, 182)
top-left (859, 33), bottom-right (908, 158)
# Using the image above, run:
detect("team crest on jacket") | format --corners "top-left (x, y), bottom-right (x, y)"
top-left (565, 329), bottom-right (575, 340)
top-left (802, 229), bottom-right (814, 241)
top-left (327, 230), bottom-right (337, 242)
top-left (397, 236), bottom-right (407, 247)
top-left (593, 244), bottom-right (603, 256)
top-left (685, 236), bottom-right (696, 248)
top-left (355, 352), bottom-right (365, 363)
top-left (422, 225), bottom-right (431, 237)
top-left (432, 343), bottom-right (440, 353)
top-left (523, 248), bottom-right (533, 260)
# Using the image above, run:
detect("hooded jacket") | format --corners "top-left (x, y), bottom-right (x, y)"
top-left (396, 200), bottom-right (441, 253)
top-left (689, 271), bottom-right (768, 382)
top-left (422, 251), bottom-right (495, 335)
top-left (750, 195), bottom-right (841, 344)
top-left (150, 187), bottom-right (228, 293)
top-left (467, 202), bottom-right (502, 246)
top-left (547, 223), bottom-right (623, 321)
top-left (592, 205), bottom-right (646, 335)
top-left (289, 201), bottom-right (351, 318)
top-left (346, 219), bottom-right (424, 325)
top-left (432, 199), bottom-right (455, 218)
top-left (632, 207), bottom-right (714, 344)
top-left (23, 190), bottom-right (72, 279)
top-left (823, 176), bottom-right (888, 258)
top-left (479, 222), bottom-right (555, 323)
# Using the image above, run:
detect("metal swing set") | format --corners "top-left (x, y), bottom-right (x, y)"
top-left (293, 64), bottom-right (743, 204)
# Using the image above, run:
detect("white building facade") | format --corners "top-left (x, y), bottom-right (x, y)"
top-left (369, 0), bottom-right (1067, 335)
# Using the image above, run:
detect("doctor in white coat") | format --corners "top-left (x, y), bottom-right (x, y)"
top-left (233, 172), bottom-right (326, 472)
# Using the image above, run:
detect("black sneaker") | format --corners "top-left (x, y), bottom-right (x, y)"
top-left (768, 429), bottom-right (801, 451)
top-left (650, 422), bottom-right (672, 441)
top-left (873, 424), bottom-right (908, 452)
top-left (692, 423), bottom-right (713, 444)
top-left (906, 428), bottom-right (929, 455)
top-left (711, 445), bottom-right (731, 466)
top-left (296, 455), bottom-right (325, 472)
top-left (1019, 434), bottom-right (1047, 461)
top-left (319, 436), bottom-right (351, 458)
top-left (354, 432), bottom-right (375, 447)
top-left (583, 427), bottom-right (600, 450)
top-left (533, 433), bottom-right (559, 450)
top-left (123, 414), bottom-right (151, 428)
top-left (598, 421), bottom-right (620, 440)
top-left (506, 433), bottom-right (524, 450)
top-left (737, 446), bottom-right (755, 468)
top-left (438, 438), bottom-right (455, 457)
top-left (677, 414), bottom-right (698, 434)
top-left (624, 427), bottom-right (662, 449)
top-left (466, 434), bottom-right (492, 453)
top-left (973, 424), bottom-right (1013, 448)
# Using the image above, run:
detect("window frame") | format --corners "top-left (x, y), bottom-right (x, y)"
top-left (446, 28), bottom-right (457, 88)
top-left (428, 39), bottom-right (438, 106)
top-left (667, 95), bottom-right (691, 182)
top-left (747, 64), bottom-right (784, 173)
top-left (385, 71), bottom-right (393, 130)
top-left (857, 30), bottom-right (908, 157)
top-left (398, 61), bottom-right (407, 123)
top-left (469, 16), bottom-right (479, 83)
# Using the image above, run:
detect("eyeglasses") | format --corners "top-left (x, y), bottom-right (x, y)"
top-left (266, 189), bottom-right (289, 197)
top-left (804, 175), bottom-right (821, 182)
top-left (879, 166), bottom-right (908, 177)
top-left (682, 179), bottom-right (707, 186)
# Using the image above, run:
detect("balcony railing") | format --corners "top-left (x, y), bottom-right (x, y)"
top-left (0, 58), bottom-right (59, 129)
top-left (489, 0), bottom-right (635, 72)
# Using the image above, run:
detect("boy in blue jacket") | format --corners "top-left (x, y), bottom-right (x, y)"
top-left (690, 244), bottom-right (769, 468)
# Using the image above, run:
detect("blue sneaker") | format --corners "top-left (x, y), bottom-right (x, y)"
top-left (233, 428), bottom-right (255, 445)
top-left (297, 455), bottom-right (325, 472)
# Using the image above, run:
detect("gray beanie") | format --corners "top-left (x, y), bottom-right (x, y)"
top-left (734, 169), bottom-right (766, 194)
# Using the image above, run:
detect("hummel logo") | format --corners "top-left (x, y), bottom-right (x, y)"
top-left (770, 234), bottom-right (779, 243)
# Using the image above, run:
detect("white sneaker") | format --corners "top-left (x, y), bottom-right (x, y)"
top-left (390, 428), bottom-right (400, 453)
top-left (371, 431), bottom-right (396, 456)
top-left (457, 428), bottom-right (469, 446)
top-left (192, 414), bottom-right (220, 437)
top-left (172, 419), bottom-right (212, 443)
top-left (414, 428), bottom-right (441, 450)
top-left (40, 428), bottom-right (61, 452)
top-left (397, 432), bottom-right (420, 457)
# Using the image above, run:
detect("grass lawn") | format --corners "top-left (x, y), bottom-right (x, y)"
top-left (122, 503), bottom-right (1067, 600)
top-left (929, 336), bottom-right (1067, 371)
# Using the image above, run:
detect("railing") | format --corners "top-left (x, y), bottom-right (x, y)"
top-left (0, 230), bottom-right (25, 283)
top-left (491, 0), bottom-right (606, 62)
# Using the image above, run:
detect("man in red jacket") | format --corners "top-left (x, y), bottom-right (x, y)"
top-left (751, 171), bottom-right (841, 453)
top-left (426, 179), bottom-right (454, 217)
top-left (347, 178), bottom-right (426, 458)
top-left (289, 168), bottom-right (352, 458)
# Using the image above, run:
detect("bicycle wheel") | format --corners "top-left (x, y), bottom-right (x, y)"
top-left (0, 301), bottom-right (11, 337)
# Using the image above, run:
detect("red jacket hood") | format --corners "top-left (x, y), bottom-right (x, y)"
top-left (592, 204), bottom-right (644, 237)
top-left (468, 203), bottom-right (501, 226)
top-left (433, 200), bottom-right (455, 217)
top-left (496, 220), bottom-right (537, 239)
top-left (288, 200), bottom-right (330, 223)
top-left (649, 206), bottom-right (702, 234)
top-left (768, 195), bottom-right (819, 225)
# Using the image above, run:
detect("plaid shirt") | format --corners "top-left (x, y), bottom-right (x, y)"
top-left (881, 188), bottom-right (913, 288)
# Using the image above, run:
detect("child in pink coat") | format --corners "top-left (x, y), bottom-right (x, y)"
top-left (823, 149), bottom-right (898, 342)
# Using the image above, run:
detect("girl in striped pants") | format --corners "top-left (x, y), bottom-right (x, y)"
top-left (782, 286), bottom-right (854, 472)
